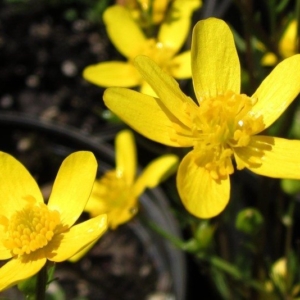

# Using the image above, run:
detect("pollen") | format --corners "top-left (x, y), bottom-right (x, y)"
top-left (183, 91), bottom-right (265, 180)
top-left (2, 201), bottom-right (60, 256)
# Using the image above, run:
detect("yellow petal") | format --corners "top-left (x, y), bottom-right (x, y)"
top-left (140, 81), bottom-right (157, 97)
top-left (104, 87), bottom-right (193, 146)
top-left (168, 51), bottom-right (192, 79)
top-left (84, 184), bottom-right (108, 217)
top-left (279, 20), bottom-right (297, 58)
top-left (115, 130), bottom-right (137, 186)
top-left (251, 54), bottom-right (300, 130)
top-left (48, 214), bottom-right (107, 262)
top-left (83, 62), bottom-right (141, 87)
top-left (134, 154), bottom-right (179, 196)
top-left (234, 136), bottom-right (300, 179)
top-left (158, 0), bottom-right (199, 54)
top-left (191, 18), bottom-right (240, 101)
top-left (103, 5), bottom-right (146, 58)
top-left (177, 151), bottom-right (230, 218)
top-left (0, 248), bottom-right (12, 260)
top-left (48, 152), bottom-right (97, 227)
top-left (68, 239), bottom-right (97, 263)
top-left (107, 205), bottom-right (137, 229)
top-left (0, 226), bottom-right (12, 259)
top-left (0, 257), bottom-right (46, 291)
top-left (0, 152), bottom-right (43, 218)
top-left (134, 55), bottom-right (197, 126)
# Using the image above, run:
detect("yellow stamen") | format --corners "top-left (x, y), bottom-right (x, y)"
top-left (175, 91), bottom-right (265, 180)
top-left (94, 170), bottom-right (137, 216)
top-left (1, 201), bottom-right (60, 256)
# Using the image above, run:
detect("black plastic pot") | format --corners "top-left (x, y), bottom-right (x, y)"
top-left (0, 112), bottom-right (186, 300)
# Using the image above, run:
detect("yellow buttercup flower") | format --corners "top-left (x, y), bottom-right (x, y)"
top-left (262, 19), bottom-right (297, 66)
top-left (83, 1), bottom-right (201, 96)
top-left (0, 151), bottom-right (107, 291)
top-left (84, 129), bottom-right (179, 229)
top-left (103, 18), bottom-right (300, 218)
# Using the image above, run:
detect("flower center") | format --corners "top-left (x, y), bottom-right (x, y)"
top-left (0, 198), bottom-right (60, 256)
top-left (94, 170), bottom-right (138, 216)
top-left (188, 91), bottom-right (264, 180)
top-left (140, 39), bottom-right (174, 68)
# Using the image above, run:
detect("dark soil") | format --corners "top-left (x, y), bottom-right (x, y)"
top-left (54, 226), bottom-right (159, 300)
top-left (0, 0), bottom-right (112, 130)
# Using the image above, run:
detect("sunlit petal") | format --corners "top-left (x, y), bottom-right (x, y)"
top-left (0, 245), bottom-right (12, 260)
top-left (103, 5), bottom-right (146, 58)
top-left (0, 152), bottom-right (43, 218)
top-left (47, 214), bottom-right (107, 262)
top-left (0, 257), bottom-right (46, 291)
top-left (115, 130), bottom-right (136, 185)
top-left (140, 81), bottom-right (157, 97)
top-left (168, 51), bottom-right (192, 79)
top-left (234, 136), bottom-right (300, 179)
top-left (134, 55), bottom-right (198, 125)
top-left (83, 62), bottom-right (141, 87)
top-left (191, 18), bottom-right (240, 101)
top-left (177, 151), bottom-right (230, 218)
top-left (48, 152), bottom-right (97, 227)
top-left (104, 87), bottom-right (193, 146)
top-left (251, 55), bottom-right (300, 130)
top-left (134, 154), bottom-right (179, 197)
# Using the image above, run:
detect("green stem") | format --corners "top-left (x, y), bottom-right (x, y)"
top-left (203, 255), bottom-right (267, 293)
top-left (283, 199), bottom-right (296, 299)
top-left (147, 219), bottom-right (269, 295)
top-left (284, 199), bottom-right (296, 259)
top-left (234, 0), bottom-right (281, 59)
top-left (35, 263), bottom-right (47, 300)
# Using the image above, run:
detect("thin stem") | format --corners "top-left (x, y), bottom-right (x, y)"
top-left (234, 0), bottom-right (281, 59)
top-left (202, 255), bottom-right (268, 293)
top-left (35, 263), bottom-right (47, 300)
top-left (284, 199), bottom-right (296, 259)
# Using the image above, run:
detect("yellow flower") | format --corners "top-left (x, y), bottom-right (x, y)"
top-left (0, 151), bottom-right (107, 291)
top-left (83, 1), bottom-right (200, 96)
top-left (103, 18), bottom-right (300, 218)
top-left (262, 20), bottom-right (297, 66)
top-left (84, 129), bottom-right (179, 229)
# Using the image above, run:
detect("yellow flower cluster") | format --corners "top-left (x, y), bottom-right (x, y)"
top-left (0, 129), bottom-right (178, 289)
top-left (83, 0), bottom-right (201, 96)
top-left (2, 1), bottom-right (300, 295)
